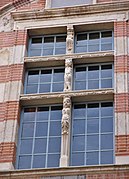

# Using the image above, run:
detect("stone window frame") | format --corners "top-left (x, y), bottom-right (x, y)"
top-left (16, 104), bottom-right (63, 169)
top-left (45, 0), bottom-right (97, 9)
top-left (24, 67), bottom-right (65, 94)
top-left (70, 101), bottom-right (114, 166)
top-left (28, 34), bottom-right (67, 57)
top-left (74, 63), bottom-right (114, 91)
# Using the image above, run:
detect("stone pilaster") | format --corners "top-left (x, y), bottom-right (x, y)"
top-left (60, 96), bottom-right (71, 167)
top-left (64, 58), bottom-right (73, 92)
top-left (66, 25), bottom-right (74, 54)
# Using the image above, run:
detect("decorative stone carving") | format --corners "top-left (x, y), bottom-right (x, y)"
top-left (66, 25), bottom-right (74, 54)
top-left (64, 58), bottom-right (73, 91)
top-left (0, 14), bottom-right (13, 32)
top-left (62, 96), bottom-right (71, 135)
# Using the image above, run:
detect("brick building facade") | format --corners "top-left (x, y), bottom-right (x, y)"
top-left (0, 0), bottom-right (129, 178)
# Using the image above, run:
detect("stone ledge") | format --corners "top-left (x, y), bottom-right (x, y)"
top-left (11, 1), bottom-right (129, 21)
top-left (20, 89), bottom-right (114, 106)
top-left (24, 51), bottom-right (114, 68)
top-left (0, 164), bottom-right (129, 178)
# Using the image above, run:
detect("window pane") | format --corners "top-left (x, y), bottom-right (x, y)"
top-left (73, 104), bottom-right (86, 118)
top-left (73, 119), bottom-right (85, 135)
top-left (43, 49), bottom-right (53, 56)
top-left (18, 156), bottom-right (31, 169)
top-left (22, 123), bottom-right (34, 137)
top-left (101, 151), bottom-right (113, 164)
top-left (24, 108), bottom-right (36, 121)
top-left (48, 137), bottom-right (61, 153)
top-left (44, 37), bottom-right (54, 43)
top-left (47, 154), bottom-right (60, 167)
top-left (101, 103), bottom-right (113, 117)
top-left (87, 103), bottom-right (99, 118)
top-left (71, 152), bottom-right (84, 166)
top-left (33, 155), bottom-right (46, 168)
top-left (28, 71), bottom-right (39, 84)
top-left (101, 31), bottom-right (112, 38)
top-left (76, 46), bottom-right (87, 53)
top-left (26, 85), bottom-right (38, 94)
top-left (87, 152), bottom-right (99, 165)
top-left (53, 69), bottom-right (64, 82)
top-left (75, 67), bottom-right (86, 80)
top-left (101, 134), bottom-right (113, 150)
top-left (88, 44), bottom-right (99, 52)
top-left (89, 33), bottom-right (99, 40)
top-left (49, 121), bottom-right (61, 136)
top-left (101, 79), bottom-right (112, 88)
top-left (37, 107), bottom-right (49, 121)
top-left (101, 65), bottom-right (112, 78)
top-left (87, 118), bottom-right (99, 134)
top-left (29, 49), bottom-right (41, 56)
top-left (101, 117), bottom-right (113, 133)
top-left (40, 70), bottom-right (52, 83)
top-left (88, 66), bottom-right (99, 79)
top-left (52, 82), bottom-right (64, 92)
top-left (50, 106), bottom-right (62, 120)
top-left (39, 84), bottom-right (51, 93)
top-left (87, 135), bottom-right (99, 150)
top-left (34, 138), bottom-right (47, 153)
top-left (55, 48), bottom-right (66, 55)
top-left (75, 81), bottom-right (86, 90)
top-left (20, 139), bottom-right (33, 154)
top-left (35, 122), bottom-right (48, 137)
top-left (72, 136), bottom-right (85, 151)
top-left (101, 43), bottom-right (112, 51)
top-left (77, 34), bottom-right (87, 42)
top-left (32, 38), bottom-right (42, 44)
top-left (56, 36), bottom-right (66, 43)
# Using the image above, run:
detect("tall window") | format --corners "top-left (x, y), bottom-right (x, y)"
top-left (75, 31), bottom-right (113, 53)
top-left (51, 0), bottom-right (93, 8)
top-left (17, 105), bottom-right (62, 169)
top-left (25, 67), bottom-right (65, 94)
top-left (74, 63), bottom-right (113, 90)
top-left (71, 102), bottom-right (114, 166)
top-left (29, 35), bottom-right (66, 57)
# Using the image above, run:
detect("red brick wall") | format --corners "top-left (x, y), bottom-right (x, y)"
top-left (116, 135), bottom-right (129, 156)
top-left (0, 142), bottom-right (16, 163)
top-left (115, 93), bottom-right (129, 113)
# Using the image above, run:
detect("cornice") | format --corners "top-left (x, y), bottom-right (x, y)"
top-left (11, 1), bottom-right (129, 21)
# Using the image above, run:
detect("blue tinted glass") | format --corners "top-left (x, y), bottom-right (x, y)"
top-left (48, 137), bottom-right (61, 153)
top-left (87, 105), bottom-right (99, 118)
top-left (101, 151), bottom-right (113, 164)
top-left (22, 123), bottom-right (34, 137)
top-left (76, 46), bottom-right (87, 53)
top-left (26, 85), bottom-right (38, 94)
top-left (101, 134), bottom-right (113, 150)
top-left (55, 48), bottom-right (66, 55)
top-left (18, 156), bottom-right (31, 169)
top-left (73, 106), bottom-right (85, 118)
top-left (75, 81), bottom-right (86, 90)
top-left (87, 118), bottom-right (99, 133)
top-left (47, 154), bottom-right (60, 167)
top-left (29, 49), bottom-right (41, 56)
top-left (28, 71), bottom-right (39, 84)
top-left (75, 67), bottom-right (86, 80)
top-left (43, 49), bottom-right (53, 56)
top-left (73, 119), bottom-right (85, 135)
top-left (87, 135), bottom-right (99, 150)
top-left (49, 121), bottom-right (61, 136)
top-left (71, 152), bottom-right (84, 166)
top-left (88, 45), bottom-right (99, 52)
top-left (33, 155), bottom-right (46, 168)
top-left (88, 80), bottom-right (99, 89)
top-left (37, 107), bottom-right (49, 121)
top-left (50, 107), bottom-right (62, 120)
top-left (72, 136), bottom-right (85, 152)
top-left (34, 138), bottom-right (47, 153)
top-left (39, 84), bottom-right (51, 93)
top-left (101, 117), bottom-right (113, 132)
top-left (52, 83), bottom-right (64, 92)
top-left (35, 122), bottom-right (48, 137)
top-left (87, 152), bottom-right (99, 165)
top-left (24, 108), bottom-right (35, 121)
top-left (101, 106), bottom-right (113, 117)
top-left (40, 70), bottom-right (52, 83)
top-left (101, 79), bottom-right (112, 88)
top-left (20, 139), bottom-right (33, 154)
top-left (53, 69), bottom-right (64, 82)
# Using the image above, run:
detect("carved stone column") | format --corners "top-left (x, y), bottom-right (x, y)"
top-left (60, 96), bottom-right (71, 167)
top-left (66, 25), bottom-right (74, 54)
top-left (64, 58), bottom-right (73, 92)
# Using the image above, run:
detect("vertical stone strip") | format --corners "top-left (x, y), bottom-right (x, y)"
top-left (66, 25), bottom-right (74, 54)
top-left (64, 58), bottom-right (73, 92)
top-left (60, 96), bottom-right (71, 167)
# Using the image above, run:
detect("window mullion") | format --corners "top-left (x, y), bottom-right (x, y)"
top-left (31, 107), bottom-right (37, 169)
top-left (85, 104), bottom-right (87, 165)
top-left (45, 106), bottom-right (51, 167)
top-left (99, 102), bottom-right (101, 165)
top-left (42, 36), bottom-right (44, 56)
